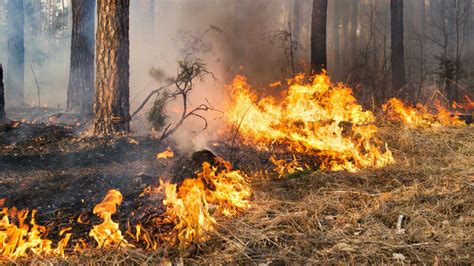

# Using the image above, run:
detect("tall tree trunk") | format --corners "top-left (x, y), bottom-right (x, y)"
top-left (341, 0), bottom-right (349, 78)
top-left (7, 0), bottom-right (25, 106)
top-left (418, 0), bottom-right (426, 34)
top-left (311, 0), bottom-right (328, 74)
top-left (67, 0), bottom-right (95, 117)
top-left (292, 0), bottom-right (301, 67)
top-left (0, 64), bottom-right (6, 123)
top-left (94, 0), bottom-right (130, 135)
top-left (293, 0), bottom-right (301, 43)
top-left (332, 0), bottom-right (341, 79)
top-left (350, 0), bottom-right (358, 68)
top-left (390, 0), bottom-right (406, 98)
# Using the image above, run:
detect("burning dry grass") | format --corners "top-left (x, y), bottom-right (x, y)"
top-left (1, 73), bottom-right (472, 264)
top-left (382, 98), bottom-right (465, 128)
top-left (192, 125), bottom-right (473, 264)
top-left (7, 124), bottom-right (471, 265)
top-left (225, 73), bottom-right (394, 172)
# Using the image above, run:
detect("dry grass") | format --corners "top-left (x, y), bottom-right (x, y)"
top-left (8, 124), bottom-right (474, 265)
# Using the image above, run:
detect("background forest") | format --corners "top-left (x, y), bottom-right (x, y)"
top-left (0, 1), bottom-right (472, 264)
top-left (1, 0), bottom-right (474, 111)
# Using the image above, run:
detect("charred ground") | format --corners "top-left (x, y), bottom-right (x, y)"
top-left (0, 107), bottom-right (472, 264)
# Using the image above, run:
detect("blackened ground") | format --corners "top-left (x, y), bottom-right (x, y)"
top-left (0, 117), bottom-right (176, 238)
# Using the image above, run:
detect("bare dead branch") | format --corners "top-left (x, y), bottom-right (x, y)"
top-left (132, 82), bottom-right (174, 118)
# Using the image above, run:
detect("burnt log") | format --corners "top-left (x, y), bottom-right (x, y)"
top-left (457, 114), bottom-right (473, 125)
top-left (0, 64), bottom-right (6, 123)
top-left (170, 150), bottom-right (217, 185)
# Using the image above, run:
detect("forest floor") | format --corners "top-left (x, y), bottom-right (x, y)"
top-left (0, 107), bottom-right (473, 264)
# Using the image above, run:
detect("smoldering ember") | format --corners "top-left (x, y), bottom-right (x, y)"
top-left (0, 0), bottom-right (473, 264)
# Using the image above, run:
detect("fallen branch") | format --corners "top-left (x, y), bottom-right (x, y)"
top-left (131, 82), bottom-right (174, 118)
top-left (30, 64), bottom-right (41, 107)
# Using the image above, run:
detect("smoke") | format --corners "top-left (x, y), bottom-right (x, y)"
top-left (129, 0), bottom-right (308, 150)
top-left (0, 0), bottom-right (313, 150)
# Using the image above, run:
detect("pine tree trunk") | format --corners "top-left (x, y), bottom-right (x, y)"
top-left (341, 0), bottom-right (349, 77)
top-left (94, 0), bottom-right (130, 135)
top-left (67, 0), bottom-right (95, 117)
top-left (293, 0), bottom-right (301, 46)
top-left (0, 64), bottom-right (6, 123)
top-left (350, 0), bottom-right (358, 67)
top-left (311, 0), bottom-right (328, 74)
top-left (332, 0), bottom-right (341, 79)
top-left (292, 0), bottom-right (301, 68)
top-left (7, 0), bottom-right (25, 106)
top-left (390, 0), bottom-right (406, 98)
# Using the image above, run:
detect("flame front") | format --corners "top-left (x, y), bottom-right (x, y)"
top-left (161, 158), bottom-right (251, 248)
top-left (162, 179), bottom-right (215, 249)
top-left (157, 147), bottom-right (174, 159)
top-left (0, 208), bottom-right (71, 259)
top-left (225, 73), bottom-right (394, 172)
top-left (89, 189), bottom-right (131, 248)
top-left (383, 98), bottom-right (465, 128)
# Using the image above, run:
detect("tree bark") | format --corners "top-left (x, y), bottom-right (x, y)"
top-left (0, 64), bottom-right (6, 123)
top-left (350, 0), bottom-right (358, 67)
top-left (293, 0), bottom-right (301, 46)
top-left (7, 0), bottom-right (25, 106)
top-left (311, 0), bottom-right (328, 74)
top-left (332, 0), bottom-right (341, 79)
top-left (390, 0), bottom-right (406, 98)
top-left (292, 0), bottom-right (301, 67)
top-left (94, 0), bottom-right (130, 135)
top-left (67, 0), bottom-right (95, 117)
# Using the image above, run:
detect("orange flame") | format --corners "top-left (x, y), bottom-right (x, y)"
top-left (2, 160), bottom-right (251, 259)
top-left (452, 95), bottom-right (474, 112)
top-left (157, 147), bottom-right (174, 159)
top-left (89, 189), bottom-right (131, 248)
top-left (0, 208), bottom-right (71, 259)
top-left (162, 179), bottom-right (215, 249)
top-left (270, 155), bottom-right (304, 178)
top-left (159, 158), bottom-right (251, 248)
top-left (225, 73), bottom-right (394, 172)
top-left (382, 98), bottom-right (465, 128)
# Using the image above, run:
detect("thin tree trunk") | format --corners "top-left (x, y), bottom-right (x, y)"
top-left (341, 1), bottom-right (349, 78)
top-left (94, 0), bottom-right (130, 135)
top-left (350, 0), bottom-right (358, 68)
top-left (419, 0), bottom-right (426, 34)
top-left (311, 0), bottom-right (328, 74)
top-left (332, 0), bottom-right (341, 79)
top-left (293, 0), bottom-right (301, 44)
top-left (7, 0), bottom-right (25, 106)
top-left (390, 0), bottom-right (406, 98)
top-left (67, 0), bottom-right (95, 117)
top-left (0, 64), bottom-right (6, 123)
top-left (292, 0), bottom-right (301, 67)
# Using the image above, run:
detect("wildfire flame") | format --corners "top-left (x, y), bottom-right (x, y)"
top-left (160, 158), bottom-right (251, 248)
top-left (157, 147), bottom-right (174, 159)
top-left (89, 189), bottom-right (131, 248)
top-left (225, 73), bottom-right (394, 172)
top-left (1, 158), bottom-right (251, 260)
top-left (270, 155), bottom-right (304, 178)
top-left (452, 95), bottom-right (474, 112)
top-left (382, 98), bottom-right (465, 128)
top-left (0, 208), bottom-right (71, 259)
top-left (162, 179), bottom-right (215, 249)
